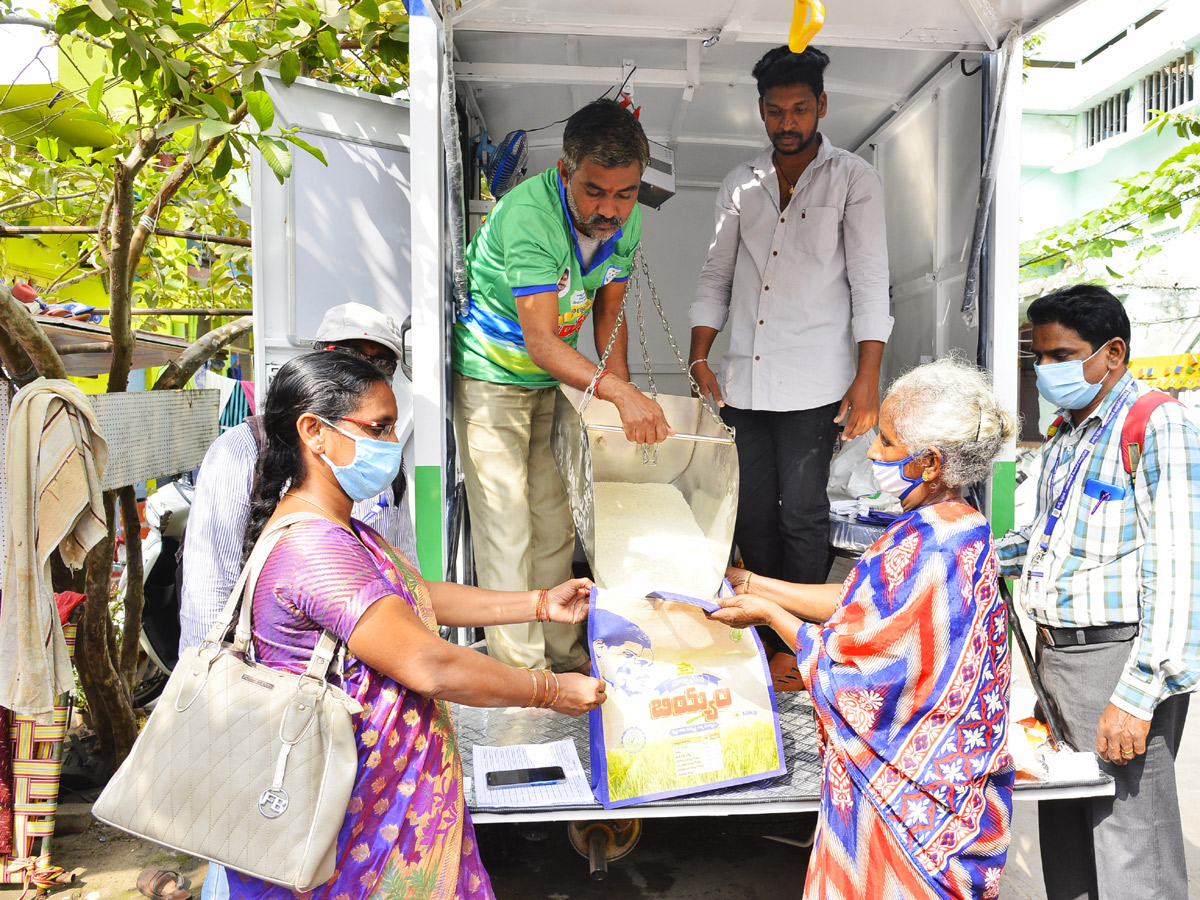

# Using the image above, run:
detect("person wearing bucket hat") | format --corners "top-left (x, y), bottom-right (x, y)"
top-left (178, 302), bottom-right (414, 900)
top-left (312, 301), bottom-right (405, 378)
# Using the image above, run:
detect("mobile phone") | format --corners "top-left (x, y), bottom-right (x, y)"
top-left (485, 766), bottom-right (566, 789)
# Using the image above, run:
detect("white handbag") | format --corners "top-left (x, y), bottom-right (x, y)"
top-left (93, 513), bottom-right (363, 892)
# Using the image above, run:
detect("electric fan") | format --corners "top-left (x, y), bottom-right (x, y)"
top-left (474, 129), bottom-right (529, 198)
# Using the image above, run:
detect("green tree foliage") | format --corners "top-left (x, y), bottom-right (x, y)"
top-left (0, 0), bottom-right (409, 767)
top-left (1, 0), bottom-right (409, 324)
top-left (1020, 111), bottom-right (1200, 283)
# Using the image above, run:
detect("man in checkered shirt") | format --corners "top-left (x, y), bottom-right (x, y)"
top-left (997, 283), bottom-right (1200, 900)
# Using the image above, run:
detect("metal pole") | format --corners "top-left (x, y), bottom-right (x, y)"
top-left (999, 578), bottom-right (1067, 749)
top-left (87, 308), bottom-right (253, 316)
top-left (0, 225), bottom-right (250, 247)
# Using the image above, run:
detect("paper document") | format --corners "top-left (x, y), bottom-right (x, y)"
top-left (472, 739), bottom-right (594, 809)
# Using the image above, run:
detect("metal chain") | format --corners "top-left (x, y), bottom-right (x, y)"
top-left (631, 264), bottom-right (658, 400)
top-left (634, 247), bottom-right (735, 438)
top-left (580, 281), bottom-right (628, 415)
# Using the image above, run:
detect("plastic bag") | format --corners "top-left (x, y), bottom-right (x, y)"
top-left (587, 587), bottom-right (785, 808)
top-left (826, 429), bottom-right (879, 502)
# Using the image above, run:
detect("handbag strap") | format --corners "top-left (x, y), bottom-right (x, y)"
top-left (202, 513), bottom-right (342, 682)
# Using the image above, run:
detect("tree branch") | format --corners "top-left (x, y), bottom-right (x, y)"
top-left (126, 102), bottom-right (250, 273)
top-left (0, 188), bottom-right (99, 217)
top-left (96, 189), bottom-right (114, 269)
top-left (0, 14), bottom-right (55, 30)
top-left (49, 267), bottom-right (106, 292)
top-left (0, 15), bottom-right (112, 48)
top-left (152, 315), bottom-right (252, 390)
top-left (0, 282), bottom-right (66, 379)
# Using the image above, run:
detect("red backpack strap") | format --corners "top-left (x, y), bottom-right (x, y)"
top-left (1121, 391), bottom-right (1183, 481)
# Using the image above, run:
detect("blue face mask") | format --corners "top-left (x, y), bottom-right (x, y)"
top-left (872, 453), bottom-right (923, 501)
top-left (319, 419), bottom-right (404, 502)
top-left (1034, 341), bottom-right (1111, 410)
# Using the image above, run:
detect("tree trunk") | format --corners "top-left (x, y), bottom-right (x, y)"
top-left (0, 327), bottom-right (37, 386)
top-left (152, 316), bottom-right (253, 391)
top-left (116, 486), bottom-right (144, 690)
top-left (78, 492), bottom-right (139, 769)
top-left (105, 167), bottom-right (136, 394)
top-left (0, 283), bottom-right (66, 379)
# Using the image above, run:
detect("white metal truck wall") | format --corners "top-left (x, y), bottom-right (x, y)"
top-left (869, 60), bottom-right (984, 385)
top-left (251, 73), bottom-right (413, 393)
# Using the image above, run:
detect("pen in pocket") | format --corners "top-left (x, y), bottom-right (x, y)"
top-left (1090, 491), bottom-right (1110, 515)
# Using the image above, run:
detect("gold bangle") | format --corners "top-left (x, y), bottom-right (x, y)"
top-left (523, 667), bottom-right (538, 708)
top-left (546, 671), bottom-right (560, 709)
top-left (535, 588), bottom-right (550, 622)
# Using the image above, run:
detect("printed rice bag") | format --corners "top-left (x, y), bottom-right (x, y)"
top-left (587, 587), bottom-right (786, 808)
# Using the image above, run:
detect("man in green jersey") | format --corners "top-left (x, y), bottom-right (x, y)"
top-left (454, 98), bottom-right (671, 671)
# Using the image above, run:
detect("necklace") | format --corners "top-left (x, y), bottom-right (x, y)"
top-left (774, 154), bottom-right (797, 196)
top-left (284, 491), bottom-right (351, 528)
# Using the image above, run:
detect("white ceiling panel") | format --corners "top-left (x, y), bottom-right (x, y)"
top-left (452, 0), bottom-right (1084, 185)
top-left (452, 0), bottom-right (1089, 51)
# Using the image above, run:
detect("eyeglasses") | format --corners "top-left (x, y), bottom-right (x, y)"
top-left (319, 343), bottom-right (398, 377)
top-left (337, 416), bottom-right (398, 440)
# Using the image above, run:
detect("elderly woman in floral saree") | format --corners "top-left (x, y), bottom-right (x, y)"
top-left (713, 357), bottom-right (1017, 900)
top-left (228, 352), bottom-right (606, 900)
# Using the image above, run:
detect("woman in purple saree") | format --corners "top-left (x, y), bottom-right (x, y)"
top-left (227, 352), bottom-right (606, 900)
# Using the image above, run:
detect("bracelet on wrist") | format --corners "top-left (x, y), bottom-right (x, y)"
top-left (534, 588), bottom-right (550, 622)
top-left (523, 667), bottom-right (538, 708)
top-left (593, 368), bottom-right (613, 396)
top-left (688, 359), bottom-right (708, 375)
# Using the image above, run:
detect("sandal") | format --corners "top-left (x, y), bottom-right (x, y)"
top-left (137, 867), bottom-right (191, 900)
top-left (769, 652), bottom-right (806, 693)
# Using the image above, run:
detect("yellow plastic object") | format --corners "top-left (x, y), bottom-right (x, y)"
top-left (788, 0), bottom-right (826, 53)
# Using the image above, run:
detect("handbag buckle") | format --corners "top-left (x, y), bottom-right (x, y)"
top-left (258, 787), bottom-right (290, 818)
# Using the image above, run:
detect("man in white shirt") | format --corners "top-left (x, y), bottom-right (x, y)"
top-left (689, 45), bottom-right (892, 604)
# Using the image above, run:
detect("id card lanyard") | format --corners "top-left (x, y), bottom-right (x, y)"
top-left (1028, 380), bottom-right (1134, 577)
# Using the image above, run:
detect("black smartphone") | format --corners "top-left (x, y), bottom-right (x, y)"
top-left (485, 765), bottom-right (566, 789)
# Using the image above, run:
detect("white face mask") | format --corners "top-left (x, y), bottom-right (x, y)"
top-left (872, 453), bottom-right (923, 501)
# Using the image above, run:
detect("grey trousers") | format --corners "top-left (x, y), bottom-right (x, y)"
top-left (1035, 634), bottom-right (1190, 900)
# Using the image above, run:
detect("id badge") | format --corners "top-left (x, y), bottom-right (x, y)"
top-left (1026, 570), bottom-right (1046, 612)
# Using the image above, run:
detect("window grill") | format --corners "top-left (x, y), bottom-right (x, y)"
top-left (1141, 51), bottom-right (1196, 122)
top-left (1083, 89), bottom-right (1129, 147)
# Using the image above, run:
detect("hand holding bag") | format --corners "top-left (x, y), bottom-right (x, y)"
top-left (93, 513), bottom-right (362, 892)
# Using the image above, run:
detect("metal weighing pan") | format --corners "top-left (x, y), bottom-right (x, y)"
top-left (551, 384), bottom-right (738, 600)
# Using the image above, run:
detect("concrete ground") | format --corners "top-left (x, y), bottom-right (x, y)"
top-left (999, 631), bottom-right (1200, 898)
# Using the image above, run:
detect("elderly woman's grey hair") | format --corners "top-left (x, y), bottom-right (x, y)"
top-left (886, 355), bottom-right (1017, 489)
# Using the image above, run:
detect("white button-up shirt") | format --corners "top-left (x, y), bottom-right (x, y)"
top-left (690, 137), bottom-right (892, 412)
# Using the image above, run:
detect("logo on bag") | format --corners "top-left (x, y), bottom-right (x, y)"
top-left (258, 788), bottom-right (290, 818)
top-left (241, 673), bottom-right (275, 690)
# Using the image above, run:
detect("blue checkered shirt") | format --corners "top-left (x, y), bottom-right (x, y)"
top-left (997, 371), bottom-right (1200, 719)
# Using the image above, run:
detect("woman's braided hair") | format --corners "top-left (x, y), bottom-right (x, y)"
top-left (241, 350), bottom-right (387, 563)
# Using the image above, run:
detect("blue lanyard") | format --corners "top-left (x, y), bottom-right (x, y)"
top-left (1038, 381), bottom-right (1134, 551)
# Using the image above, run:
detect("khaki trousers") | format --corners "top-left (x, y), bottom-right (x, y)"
top-left (453, 373), bottom-right (585, 671)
